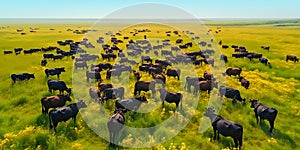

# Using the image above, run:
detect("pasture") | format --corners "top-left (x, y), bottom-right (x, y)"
top-left (0, 19), bottom-right (299, 150)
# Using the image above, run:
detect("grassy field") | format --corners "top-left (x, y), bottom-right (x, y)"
top-left (0, 19), bottom-right (299, 150)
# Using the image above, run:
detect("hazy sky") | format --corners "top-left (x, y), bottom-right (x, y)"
top-left (0, 0), bottom-right (299, 18)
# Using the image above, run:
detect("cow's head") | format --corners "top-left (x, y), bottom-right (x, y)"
top-left (204, 107), bottom-right (215, 117)
top-left (66, 88), bottom-right (72, 95)
top-left (136, 95), bottom-right (148, 103)
top-left (30, 74), bottom-right (35, 79)
top-left (77, 100), bottom-right (87, 109)
top-left (249, 99), bottom-right (259, 108)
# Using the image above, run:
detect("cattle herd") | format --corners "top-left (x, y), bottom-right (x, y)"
top-left (6, 26), bottom-right (297, 149)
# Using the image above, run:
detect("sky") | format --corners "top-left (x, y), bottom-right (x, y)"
top-left (0, 0), bottom-right (299, 19)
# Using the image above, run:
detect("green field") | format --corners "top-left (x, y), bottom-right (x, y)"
top-left (0, 19), bottom-right (299, 150)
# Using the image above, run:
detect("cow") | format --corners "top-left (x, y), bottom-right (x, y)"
top-left (185, 77), bottom-right (206, 92)
top-left (133, 70), bottom-right (141, 81)
top-left (52, 55), bottom-right (64, 61)
top-left (219, 86), bottom-right (246, 103)
top-left (41, 94), bottom-right (71, 114)
top-left (166, 69), bottom-right (180, 80)
top-left (238, 77), bottom-right (250, 89)
top-left (103, 87), bottom-right (125, 101)
top-left (259, 58), bottom-right (270, 65)
top-left (98, 82), bottom-right (113, 92)
top-left (141, 56), bottom-right (152, 64)
top-left (86, 71), bottom-right (102, 82)
top-left (115, 95), bottom-right (148, 112)
top-left (193, 80), bottom-right (218, 94)
top-left (106, 69), bottom-right (122, 80)
top-left (89, 88), bottom-right (101, 102)
top-left (134, 81), bottom-right (156, 96)
top-left (224, 68), bottom-right (242, 77)
top-left (41, 59), bottom-right (47, 66)
top-left (107, 109), bottom-right (126, 147)
top-left (250, 99), bottom-right (278, 133)
top-left (261, 46), bottom-right (270, 51)
top-left (43, 54), bottom-right (54, 59)
top-left (151, 73), bottom-right (166, 85)
top-left (161, 50), bottom-right (173, 56)
top-left (204, 107), bottom-right (243, 149)
top-left (220, 55), bottom-right (228, 63)
top-left (74, 61), bottom-right (88, 69)
top-left (286, 55), bottom-right (299, 62)
top-left (11, 73), bottom-right (35, 84)
top-left (49, 100), bottom-right (87, 132)
top-left (158, 88), bottom-right (182, 110)
top-left (232, 53), bottom-right (247, 58)
top-left (247, 53), bottom-right (263, 61)
top-left (148, 66), bottom-right (163, 75)
top-left (222, 45), bottom-right (229, 49)
top-left (47, 80), bottom-right (71, 95)
top-left (155, 60), bottom-right (172, 68)
top-left (45, 67), bottom-right (65, 79)
top-left (4, 50), bottom-right (13, 55)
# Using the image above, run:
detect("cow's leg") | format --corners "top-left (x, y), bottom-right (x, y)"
top-left (73, 116), bottom-right (77, 126)
top-left (233, 138), bottom-right (238, 149)
top-left (217, 130), bottom-right (220, 140)
top-left (213, 128), bottom-right (217, 140)
top-left (269, 120), bottom-right (274, 133)
top-left (57, 74), bottom-right (60, 79)
top-left (109, 132), bottom-right (113, 146)
top-left (255, 114), bottom-right (259, 124)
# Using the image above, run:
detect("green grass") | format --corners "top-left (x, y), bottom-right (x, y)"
top-left (0, 20), bottom-right (299, 150)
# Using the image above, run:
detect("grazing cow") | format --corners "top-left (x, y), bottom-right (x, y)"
top-left (98, 82), bottom-right (113, 92)
top-left (74, 61), bottom-right (88, 69)
top-left (259, 58), bottom-right (270, 65)
top-left (41, 94), bottom-right (71, 114)
top-left (238, 77), bottom-right (250, 89)
top-left (155, 60), bottom-right (172, 68)
top-left (45, 67), bottom-right (65, 79)
top-left (286, 55), bottom-right (299, 62)
top-left (185, 77), bottom-right (206, 92)
top-left (106, 69), bottom-right (122, 80)
top-left (47, 80), bottom-right (71, 95)
top-left (219, 86), bottom-right (245, 103)
top-left (11, 73), bottom-right (35, 83)
top-left (158, 88), bottom-right (182, 110)
top-left (133, 70), bottom-right (141, 81)
top-left (247, 53), bottom-right (263, 61)
top-left (250, 99), bottom-right (278, 133)
top-left (41, 59), bottom-right (47, 66)
top-left (152, 73), bottom-right (166, 85)
top-left (4, 50), bottom-right (13, 55)
top-left (89, 88), bottom-right (101, 102)
top-left (166, 69), bottom-right (180, 80)
top-left (141, 56), bottom-right (152, 64)
top-left (107, 109), bottom-right (126, 147)
top-left (261, 46), bottom-right (270, 51)
top-left (204, 107), bottom-right (243, 149)
top-left (193, 80), bottom-right (218, 94)
top-left (49, 100), bottom-right (87, 131)
top-left (43, 54), bottom-right (54, 59)
top-left (115, 95), bottom-right (148, 112)
top-left (224, 68), bottom-right (242, 77)
top-left (103, 87), bottom-right (125, 101)
top-left (222, 45), bottom-right (229, 49)
top-left (161, 50), bottom-right (173, 56)
top-left (231, 45), bottom-right (238, 49)
top-left (86, 71), bottom-right (102, 82)
top-left (134, 81), bottom-right (156, 95)
top-left (220, 55), bottom-right (228, 63)
top-left (52, 55), bottom-right (64, 61)
top-left (203, 58), bottom-right (215, 67)
top-left (232, 53), bottom-right (247, 58)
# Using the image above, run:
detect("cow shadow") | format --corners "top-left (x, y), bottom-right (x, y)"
top-left (259, 121), bottom-right (296, 148)
top-left (35, 114), bottom-right (49, 128)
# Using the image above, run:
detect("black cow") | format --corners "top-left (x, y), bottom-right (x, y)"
top-left (286, 55), bottom-right (299, 62)
top-left (45, 67), bottom-right (65, 79)
top-left (259, 58), bottom-right (270, 65)
top-left (41, 94), bottom-right (72, 114)
top-left (193, 80), bottom-right (218, 94)
top-left (250, 99), bottom-right (278, 133)
top-left (103, 87), bottom-right (125, 100)
top-left (222, 45), bottom-right (229, 49)
top-left (161, 50), bottom-right (173, 56)
top-left (152, 73), bottom-right (166, 85)
top-left (185, 77), bottom-right (206, 92)
top-left (107, 109), bottom-right (125, 147)
top-left (43, 54), bottom-right (54, 59)
top-left (47, 80), bottom-right (71, 94)
top-left (238, 77), bottom-right (250, 89)
top-left (52, 55), bottom-right (64, 61)
top-left (134, 81), bottom-right (156, 95)
top-left (49, 100), bottom-right (87, 131)
top-left (41, 59), bottom-right (47, 66)
top-left (158, 88), bottom-right (182, 110)
top-left (166, 69), bottom-right (180, 80)
top-left (11, 73), bottom-right (35, 83)
top-left (261, 46), bottom-right (270, 51)
top-left (4, 50), bottom-right (13, 55)
top-left (204, 107), bottom-right (243, 149)
top-left (224, 68), bottom-right (242, 77)
top-left (247, 53), bottom-right (263, 61)
top-left (86, 71), bottom-right (102, 82)
top-left (219, 86), bottom-right (245, 103)
top-left (89, 88), bottom-right (101, 102)
top-left (232, 53), bottom-right (246, 58)
top-left (115, 95), bottom-right (148, 112)
top-left (98, 82), bottom-right (113, 92)
top-left (133, 70), bottom-right (141, 81)
top-left (106, 69), bottom-right (122, 80)
top-left (141, 56), bottom-right (152, 64)
top-left (220, 55), bottom-right (228, 63)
